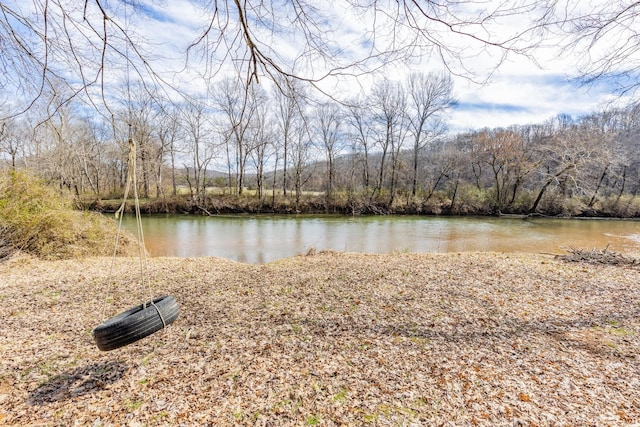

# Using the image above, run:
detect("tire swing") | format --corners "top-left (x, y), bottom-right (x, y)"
top-left (93, 138), bottom-right (179, 351)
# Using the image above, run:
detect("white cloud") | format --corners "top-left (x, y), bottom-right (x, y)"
top-left (451, 75), bottom-right (569, 131)
top-left (449, 60), bottom-right (634, 132)
top-left (41, 0), bottom-right (634, 130)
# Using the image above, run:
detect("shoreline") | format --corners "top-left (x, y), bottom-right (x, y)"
top-left (1, 251), bottom-right (639, 426)
top-left (83, 195), bottom-right (640, 219)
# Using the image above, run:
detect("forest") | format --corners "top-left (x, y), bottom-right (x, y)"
top-left (2, 72), bottom-right (640, 217)
top-left (1, 1), bottom-right (640, 217)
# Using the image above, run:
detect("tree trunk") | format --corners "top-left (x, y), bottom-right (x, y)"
top-left (530, 165), bottom-right (575, 213)
top-left (588, 164), bottom-right (609, 208)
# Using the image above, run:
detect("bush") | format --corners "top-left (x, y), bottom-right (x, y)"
top-left (510, 191), bottom-right (536, 214)
top-left (599, 195), bottom-right (640, 218)
top-left (0, 170), bottom-right (139, 260)
top-left (451, 184), bottom-right (493, 215)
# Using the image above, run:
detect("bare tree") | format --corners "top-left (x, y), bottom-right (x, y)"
top-left (182, 100), bottom-right (215, 206)
top-left (43, 103), bottom-right (86, 195)
top-left (245, 86), bottom-right (273, 200)
top-left (578, 112), bottom-right (625, 208)
top-left (610, 103), bottom-right (640, 208)
top-left (121, 86), bottom-right (161, 199)
top-left (529, 120), bottom-right (607, 213)
top-left (289, 118), bottom-right (314, 211)
top-left (0, 117), bottom-right (19, 169)
top-left (1, 0), bottom-right (557, 120)
top-left (419, 138), bottom-right (459, 205)
top-left (274, 77), bottom-right (308, 197)
top-left (369, 79), bottom-right (407, 206)
top-left (431, 134), bottom-right (468, 213)
top-left (154, 102), bottom-right (183, 197)
top-left (314, 102), bottom-right (342, 207)
top-left (71, 117), bottom-right (106, 196)
top-left (472, 128), bottom-right (533, 212)
top-left (213, 78), bottom-right (259, 196)
top-left (548, 1), bottom-right (640, 94)
top-left (188, 0), bottom-right (549, 91)
top-left (406, 72), bottom-right (455, 198)
top-left (345, 98), bottom-right (373, 192)
top-left (0, 1), bottom-right (163, 117)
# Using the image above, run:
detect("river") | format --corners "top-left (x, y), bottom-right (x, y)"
top-left (116, 214), bottom-right (640, 263)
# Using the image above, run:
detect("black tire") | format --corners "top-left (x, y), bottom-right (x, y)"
top-left (92, 295), bottom-right (179, 351)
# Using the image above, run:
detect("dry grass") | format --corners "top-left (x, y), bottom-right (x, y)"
top-left (0, 171), bottom-right (139, 260)
top-left (1, 251), bottom-right (639, 426)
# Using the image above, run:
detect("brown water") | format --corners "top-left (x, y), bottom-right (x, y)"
top-left (119, 215), bottom-right (640, 263)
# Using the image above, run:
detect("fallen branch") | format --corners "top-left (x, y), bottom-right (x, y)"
top-left (556, 245), bottom-right (640, 266)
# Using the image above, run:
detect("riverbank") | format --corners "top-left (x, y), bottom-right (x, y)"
top-left (1, 251), bottom-right (639, 426)
top-left (82, 192), bottom-right (640, 218)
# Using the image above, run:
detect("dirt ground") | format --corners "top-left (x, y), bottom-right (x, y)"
top-left (1, 251), bottom-right (639, 426)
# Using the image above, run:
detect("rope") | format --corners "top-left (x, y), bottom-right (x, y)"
top-left (101, 137), bottom-right (152, 320)
top-left (151, 300), bottom-right (168, 328)
top-left (101, 205), bottom-right (124, 321)
top-left (98, 4), bottom-right (165, 330)
top-left (129, 138), bottom-right (152, 308)
top-left (102, 138), bottom-right (133, 321)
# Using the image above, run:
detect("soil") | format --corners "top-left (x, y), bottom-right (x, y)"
top-left (1, 251), bottom-right (639, 426)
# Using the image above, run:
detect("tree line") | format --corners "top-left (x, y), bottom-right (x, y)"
top-left (2, 72), bottom-right (640, 217)
top-left (1, 1), bottom-right (639, 216)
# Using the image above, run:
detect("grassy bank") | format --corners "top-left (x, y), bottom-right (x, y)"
top-left (1, 251), bottom-right (638, 426)
top-left (0, 171), bottom-right (139, 260)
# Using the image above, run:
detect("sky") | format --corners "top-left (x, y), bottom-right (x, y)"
top-left (6, 0), bottom-right (636, 133)
top-left (449, 67), bottom-right (622, 132)
top-left (116, 0), bottom-right (634, 133)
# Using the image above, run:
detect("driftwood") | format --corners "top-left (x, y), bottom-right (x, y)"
top-left (556, 245), bottom-right (640, 266)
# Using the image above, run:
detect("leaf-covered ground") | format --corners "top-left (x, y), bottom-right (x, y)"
top-left (1, 251), bottom-right (639, 426)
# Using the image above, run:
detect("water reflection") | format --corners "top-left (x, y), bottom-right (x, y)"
top-left (118, 215), bottom-right (640, 263)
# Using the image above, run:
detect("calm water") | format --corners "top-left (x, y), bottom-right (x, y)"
top-left (117, 214), bottom-right (640, 263)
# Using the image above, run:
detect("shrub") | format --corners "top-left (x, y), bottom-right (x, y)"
top-left (599, 195), bottom-right (640, 218)
top-left (0, 170), bottom-right (139, 260)
top-left (451, 184), bottom-right (492, 215)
